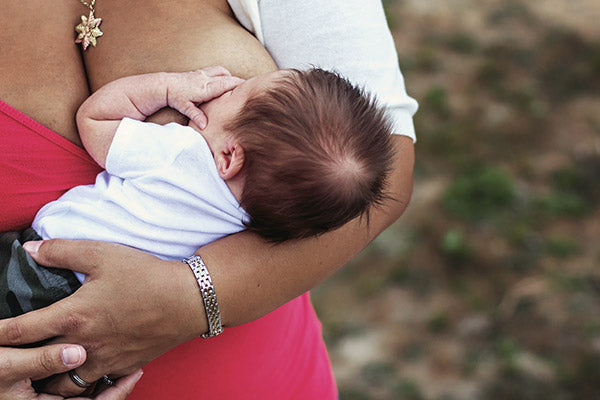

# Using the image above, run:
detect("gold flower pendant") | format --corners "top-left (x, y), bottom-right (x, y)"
top-left (75, 10), bottom-right (103, 51)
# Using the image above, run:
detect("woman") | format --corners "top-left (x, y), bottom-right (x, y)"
top-left (0, 0), bottom-right (417, 398)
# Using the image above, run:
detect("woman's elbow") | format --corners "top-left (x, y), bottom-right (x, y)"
top-left (387, 136), bottom-right (415, 221)
top-left (370, 136), bottom-right (414, 232)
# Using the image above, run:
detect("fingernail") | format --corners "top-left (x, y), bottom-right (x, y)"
top-left (134, 370), bottom-right (144, 383)
top-left (23, 240), bottom-right (42, 256)
top-left (62, 346), bottom-right (84, 367)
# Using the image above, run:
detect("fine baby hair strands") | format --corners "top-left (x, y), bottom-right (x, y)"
top-left (227, 68), bottom-right (395, 242)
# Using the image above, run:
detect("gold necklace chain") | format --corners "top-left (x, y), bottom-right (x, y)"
top-left (79, 0), bottom-right (96, 10)
top-left (75, 0), bottom-right (103, 51)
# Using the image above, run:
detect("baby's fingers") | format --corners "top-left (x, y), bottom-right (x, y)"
top-left (198, 75), bottom-right (245, 100)
top-left (182, 104), bottom-right (208, 129)
top-left (199, 65), bottom-right (232, 77)
top-left (167, 74), bottom-right (243, 115)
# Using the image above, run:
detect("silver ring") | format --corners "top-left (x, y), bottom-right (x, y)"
top-left (102, 375), bottom-right (116, 386)
top-left (68, 370), bottom-right (94, 388)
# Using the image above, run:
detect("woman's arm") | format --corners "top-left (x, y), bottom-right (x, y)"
top-left (207, 135), bottom-right (413, 325)
top-left (211, 0), bottom-right (417, 323)
top-left (0, 134), bottom-right (412, 394)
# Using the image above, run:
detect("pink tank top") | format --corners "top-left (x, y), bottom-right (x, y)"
top-left (0, 99), bottom-right (337, 399)
top-left (0, 100), bottom-right (102, 230)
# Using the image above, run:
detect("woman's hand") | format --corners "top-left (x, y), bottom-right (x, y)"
top-left (0, 344), bottom-right (84, 400)
top-left (0, 343), bottom-right (140, 400)
top-left (0, 240), bottom-right (205, 397)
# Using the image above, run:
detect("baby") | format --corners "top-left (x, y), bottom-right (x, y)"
top-left (0, 66), bottom-right (394, 317)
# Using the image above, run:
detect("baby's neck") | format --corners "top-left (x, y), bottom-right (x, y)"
top-left (224, 176), bottom-right (244, 204)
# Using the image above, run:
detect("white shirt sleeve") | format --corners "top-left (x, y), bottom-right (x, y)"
top-left (106, 118), bottom-right (197, 179)
top-left (229, 0), bottom-right (418, 141)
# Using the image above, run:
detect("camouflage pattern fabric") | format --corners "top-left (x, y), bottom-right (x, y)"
top-left (0, 229), bottom-right (81, 318)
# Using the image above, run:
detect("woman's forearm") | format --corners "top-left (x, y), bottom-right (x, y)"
top-left (199, 134), bottom-right (414, 328)
top-left (0, 135), bottom-right (413, 389)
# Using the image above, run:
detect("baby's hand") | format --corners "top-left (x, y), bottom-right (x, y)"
top-left (166, 66), bottom-right (244, 129)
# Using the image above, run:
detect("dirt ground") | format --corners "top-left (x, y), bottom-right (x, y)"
top-left (311, 1), bottom-right (600, 399)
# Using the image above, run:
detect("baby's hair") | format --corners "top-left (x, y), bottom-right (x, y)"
top-left (225, 68), bottom-right (395, 242)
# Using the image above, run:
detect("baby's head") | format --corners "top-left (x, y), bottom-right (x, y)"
top-left (199, 68), bottom-right (395, 242)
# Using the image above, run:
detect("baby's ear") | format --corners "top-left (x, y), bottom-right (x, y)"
top-left (216, 139), bottom-right (245, 180)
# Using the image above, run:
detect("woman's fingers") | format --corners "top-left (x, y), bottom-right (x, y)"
top-left (23, 239), bottom-right (102, 276)
top-left (94, 370), bottom-right (143, 400)
top-left (0, 345), bottom-right (85, 382)
top-left (0, 346), bottom-right (138, 399)
top-left (42, 369), bottom-right (143, 400)
top-left (0, 302), bottom-right (74, 346)
top-left (41, 370), bottom-right (93, 398)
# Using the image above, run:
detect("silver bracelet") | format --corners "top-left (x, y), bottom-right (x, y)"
top-left (182, 255), bottom-right (224, 338)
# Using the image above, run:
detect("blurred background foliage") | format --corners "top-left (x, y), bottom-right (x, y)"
top-left (311, 0), bottom-right (600, 399)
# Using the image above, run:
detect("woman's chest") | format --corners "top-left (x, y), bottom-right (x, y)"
top-left (82, 0), bottom-right (276, 88)
top-left (0, 0), bottom-right (276, 144)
